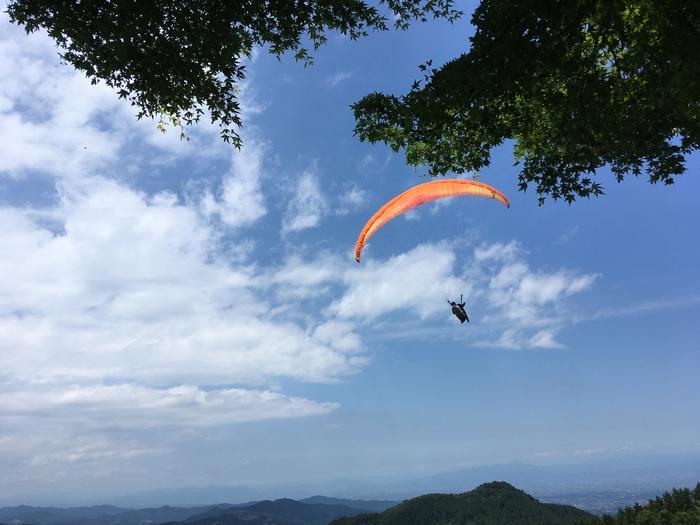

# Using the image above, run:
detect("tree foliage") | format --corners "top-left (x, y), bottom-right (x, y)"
top-left (353, 1), bottom-right (700, 203)
top-left (6, 0), bottom-right (460, 146)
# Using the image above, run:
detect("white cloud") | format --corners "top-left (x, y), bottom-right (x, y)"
top-left (477, 245), bottom-right (598, 348)
top-left (474, 241), bottom-right (520, 262)
top-left (486, 262), bottom-right (599, 325)
top-left (1, 383), bottom-right (337, 428)
top-left (0, 13), bottom-right (225, 181)
top-left (282, 167), bottom-right (328, 233)
top-left (267, 252), bottom-right (343, 300)
top-left (272, 253), bottom-right (341, 288)
top-left (0, 429), bottom-right (167, 482)
top-left (0, 174), bottom-right (601, 484)
top-left (200, 138), bottom-right (267, 228)
top-left (312, 321), bottom-right (362, 354)
top-left (336, 186), bottom-right (369, 216)
top-left (0, 180), bottom-right (361, 386)
top-left (196, 66), bottom-right (269, 230)
top-left (331, 243), bottom-right (467, 321)
top-left (0, 178), bottom-right (362, 482)
top-left (0, 382), bottom-right (327, 488)
top-left (478, 328), bottom-right (526, 350)
top-left (573, 447), bottom-right (606, 456)
top-left (585, 295), bottom-right (700, 321)
top-left (0, 33), bottom-right (124, 178)
top-left (331, 240), bottom-right (597, 350)
top-left (326, 71), bottom-right (352, 88)
top-left (0, 183), bottom-right (595, 393)
top-left (528, 329), bottom-right (565, 349)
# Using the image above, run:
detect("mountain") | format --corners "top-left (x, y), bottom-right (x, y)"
top-left (0, 499), bottom-right (383, 525)
top-left (300, 497), bottom-right (398, 513)
top-left (162, 498), bottom-right (370, 525)
top-left (0, 505), bottom-right (128, 525)
top-left (329, 482), bottom-right (594, 525)
top-left (0, 504), bottom-right (216, 525)
top-left (92, 505), bottom-right (218, 524)
top-left (181, 514), bottom-right (295, 525)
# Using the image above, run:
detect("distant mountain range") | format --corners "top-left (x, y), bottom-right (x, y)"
top-left (0, 483), bottom-right (593, 525)
top-left (162, 498), bottom-right (373, 525)
top-left (97, 453), bottom-right (700, 508)
top-left (330, 482), bottom-right (593, 525)
top-left (0, 497), bottom-right (395, 525)
top-left (0, 504), bottom-right (216, 525)
top-left (5, 481), bottom-right (700, 525)
top-left (2, 454), bottom-right (699, 522)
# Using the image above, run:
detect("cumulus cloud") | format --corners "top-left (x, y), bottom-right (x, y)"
top-left (487, 262), bottom-right (599, 324)
top-left (0, 13), bottom-right (224, 181)
top-left (197, 71), bottom-right (270, 230)
top-left (0, 177), bottom-right (361, 482)
top-left (331, 240), bottom-right (597, 349)
top-left (0, 173), bottom-right (597, 470)
top-left (267, 252), bottom-right (343, 300)
top-left (0, 180), bottom-right (361, 386)
top-left (476, 245), bottom-right (598, 348)
top-left (0, 178), bottom-right (599, 485)
top-left (0, 27), bottom-right (124, 178)
top-left (200, 138), bottom-right (267, 228)
top-left (473, 240), bottom-right (520, 262)
top-left (282, 167), bottom-right (328, 233)
top-left (332, 243), bottom-right (467, 321)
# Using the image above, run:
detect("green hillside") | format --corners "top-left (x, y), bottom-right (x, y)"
top-left (161, 498), bottom-right (367, 525)
top-left (330, 481), bottom-right (593, 525)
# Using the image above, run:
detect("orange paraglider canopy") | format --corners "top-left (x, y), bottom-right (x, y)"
top-left (355, 179), bottom-right (509, 262)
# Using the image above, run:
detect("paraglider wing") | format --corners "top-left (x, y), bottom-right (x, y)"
top-left (355, 179), bottom-right (509, 262)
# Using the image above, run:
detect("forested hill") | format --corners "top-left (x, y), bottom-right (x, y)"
top-left (576, 484), bottom-right (700, 524)
top-left (161, 498), bottom-right (367, 525)
top-left (330, 481), bottom-right (593, 525)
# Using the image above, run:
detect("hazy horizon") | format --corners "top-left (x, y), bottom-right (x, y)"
top-left (3, 452), bottom-right (699, 507)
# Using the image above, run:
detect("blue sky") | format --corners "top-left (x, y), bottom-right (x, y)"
top-left (0, 6), bottom-right (699, 504)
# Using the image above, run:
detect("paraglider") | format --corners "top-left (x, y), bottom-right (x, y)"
top-left (354, 179), bottom-right (509, 262)
top-left (448, 295), bottom-right (469, 323)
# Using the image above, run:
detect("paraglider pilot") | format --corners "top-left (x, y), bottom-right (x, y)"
top-left (448, 295), bottom-right (469, 323)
